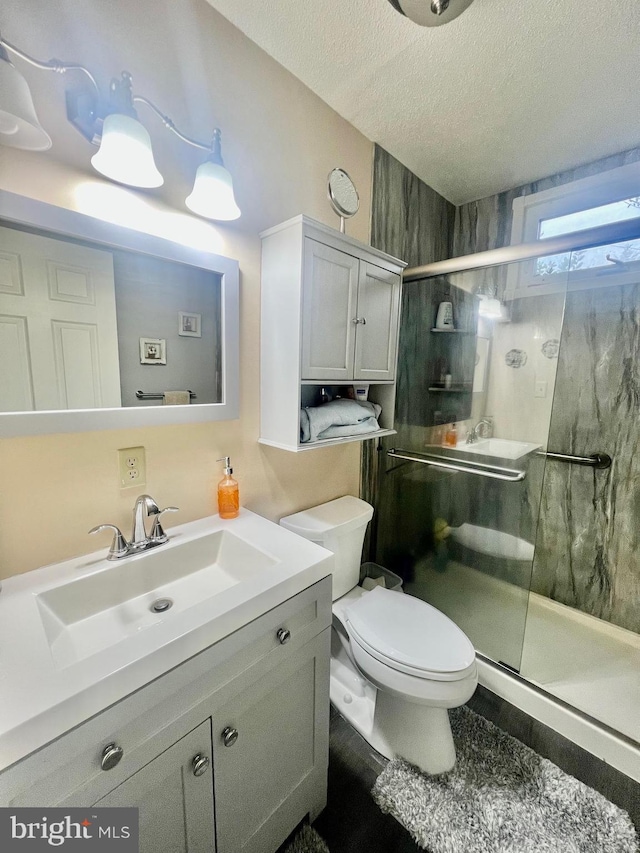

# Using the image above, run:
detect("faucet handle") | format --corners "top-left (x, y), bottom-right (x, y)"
top-left (149, 507), bottom-right (179, 544)
top-left (89, 524), bottom-right (130, 560)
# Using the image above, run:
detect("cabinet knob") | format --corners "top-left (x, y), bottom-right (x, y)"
top-left (359, 317), bottom-right (367, 325)
top-left (222, 726), bottom-right (239, 748)
top-left (101, 743), bottom-right (124, 771)
top-left (352, 317), bottom-right (367, 325)
top-left (277, 627), bottom-right (291, 645)
top-left (192, 753), bottom-right (210, 776)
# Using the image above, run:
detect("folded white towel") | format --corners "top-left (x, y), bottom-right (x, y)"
top-left (300, 399), bottom-right (382, 443)
top-left (163, 390), bottom-right (191, 405)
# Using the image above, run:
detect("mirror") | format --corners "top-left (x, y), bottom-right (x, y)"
top-left (0, 190), bottom-right (239, 437)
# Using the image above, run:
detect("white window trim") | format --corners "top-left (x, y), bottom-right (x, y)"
top-left (506, 160), bottom-right (640, 298)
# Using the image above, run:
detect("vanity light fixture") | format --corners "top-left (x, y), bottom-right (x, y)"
top-left (0, 32), bottom-right (241, 220)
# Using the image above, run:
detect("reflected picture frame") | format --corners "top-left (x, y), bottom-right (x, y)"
top-left (140, 337), bottom-right (167, 364)
top-left (178, 311), bottom-right (201, 337)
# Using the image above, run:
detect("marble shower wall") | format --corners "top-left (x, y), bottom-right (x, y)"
top-left (532, 283), bottom-right (640, 633)
top-left (362, 146), bottom-right (455, 556)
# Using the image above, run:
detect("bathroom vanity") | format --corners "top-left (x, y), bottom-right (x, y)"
top-left (0, 511), bottom-right (333, 853)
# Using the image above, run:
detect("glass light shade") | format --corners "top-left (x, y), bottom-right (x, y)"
top-left (0, 56), bottom-right (52, 151)
top-left (91, 113), bottom-right (163, 188)
top-left (185, 160), bottom-right (241, 221)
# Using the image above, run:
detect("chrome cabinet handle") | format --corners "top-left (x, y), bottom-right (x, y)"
top-left (359, 317), bottom-right (367, 325)
top-left (277, 628), bottom-right (291, 645)
top-left (192, 754), bottom-right (210, 777)
top-left (222, 726), bottom-right (239, 748)
top-left (351, 317), bottom-right (367, 325)
top-left (101, 743), bottom-right (124, 771)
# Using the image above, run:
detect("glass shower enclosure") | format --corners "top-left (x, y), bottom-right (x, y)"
top-left (371, 219), bottom-right (640, 745)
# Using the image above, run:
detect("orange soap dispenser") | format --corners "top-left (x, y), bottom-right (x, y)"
top-left (217, 456), bottom-right (239, 519)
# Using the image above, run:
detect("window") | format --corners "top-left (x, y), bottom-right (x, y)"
top-left (507, 161), bottom-right (640, 296)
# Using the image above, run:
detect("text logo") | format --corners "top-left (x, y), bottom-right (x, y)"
top-left (0, 808), bottom-right (138, 852)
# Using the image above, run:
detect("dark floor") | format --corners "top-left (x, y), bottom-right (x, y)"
top-left (313, 708), bottom-right (418, 853)
top-left (311, 691), bottom-right (640, 851)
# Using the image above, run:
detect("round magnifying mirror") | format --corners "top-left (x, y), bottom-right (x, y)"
top-left (327, 168), bottom-right (359, 232)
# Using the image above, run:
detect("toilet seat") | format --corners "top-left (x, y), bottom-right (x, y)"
top-left (344, 586), bottom-right (476, 682)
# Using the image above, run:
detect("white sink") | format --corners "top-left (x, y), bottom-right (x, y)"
top-left (0, 510), bottom-right (333, 771)
top-left (456, 437), bottom-right (540, 461)
top-left (36, 530), bottom-right (278, 668)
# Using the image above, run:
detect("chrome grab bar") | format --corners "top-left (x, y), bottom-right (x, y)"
top-left (537, 450), bottom-right (612, 469)
top-left (387, 449), bottom-right (526, 482)
top-left (136, 390), bottom-right (197, 400)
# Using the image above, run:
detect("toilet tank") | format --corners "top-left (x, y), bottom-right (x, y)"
top-left (280, 496), bottom-right (374, 601)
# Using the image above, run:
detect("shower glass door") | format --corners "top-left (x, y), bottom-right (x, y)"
top-left (373, 257), bottom-right (568, 673)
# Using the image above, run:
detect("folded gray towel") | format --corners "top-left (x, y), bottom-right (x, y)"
top-left (300, 398), bottom-right (382, 443)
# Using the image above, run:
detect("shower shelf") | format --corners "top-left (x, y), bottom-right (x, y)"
top-left (430, 328), bottom-right (474, 334)
top-left (428, 385), bottom-right (473, 393)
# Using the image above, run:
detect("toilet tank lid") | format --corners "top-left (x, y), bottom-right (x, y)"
top-left (280, 496), bottom-right (373, 538)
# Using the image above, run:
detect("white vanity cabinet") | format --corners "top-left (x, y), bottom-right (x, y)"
top-left (260, 215), bottom-right (406, 451)
top-left (0, 578), bottom-right (331, 853)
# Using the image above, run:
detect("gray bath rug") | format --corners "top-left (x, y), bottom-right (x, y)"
top-left (283, 824), bottom-right (330, 853)
top-left (372, 706), bottom-right (638, 853)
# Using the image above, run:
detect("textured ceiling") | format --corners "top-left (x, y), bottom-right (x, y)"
top-left (204, 0), bottom-right (640, 205)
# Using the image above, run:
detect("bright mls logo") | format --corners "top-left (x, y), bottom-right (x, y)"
top-left (0, 808), bottom-right (138, 851)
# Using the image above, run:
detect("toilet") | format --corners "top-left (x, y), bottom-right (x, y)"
top-left (280, 495), bottom-right (478, 774)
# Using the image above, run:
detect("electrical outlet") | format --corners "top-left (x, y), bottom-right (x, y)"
top-left (118, 446), bottom-right (146, 489)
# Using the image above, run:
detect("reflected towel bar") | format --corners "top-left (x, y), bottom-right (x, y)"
top-left (537, 450), bottom-right (612, 469)
top-left (387, 449), bottom-right (526, 482)
top-left (136, 390), bottom-right (197, 400)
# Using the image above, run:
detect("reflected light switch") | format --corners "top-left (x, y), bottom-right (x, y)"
top-left (535, 380), bottom-right (547, 398)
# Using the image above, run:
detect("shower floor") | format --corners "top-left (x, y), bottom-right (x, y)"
top-left (408, 557), bottom-right (640, 745)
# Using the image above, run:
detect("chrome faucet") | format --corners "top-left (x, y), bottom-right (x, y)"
top-left (466, 418), bottom-right (493, 445)
top-left (89, 494), bottom-right (179, 560)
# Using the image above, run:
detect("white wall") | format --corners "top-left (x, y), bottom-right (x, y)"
top-left (0, 0), bottom-right (374, 577)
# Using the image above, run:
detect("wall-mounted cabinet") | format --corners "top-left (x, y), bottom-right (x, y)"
top-left (260, 216), bottom-right (405, 452)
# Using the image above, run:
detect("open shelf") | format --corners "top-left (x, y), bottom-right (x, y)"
top-left (430, 327), bottom-right (474, 334)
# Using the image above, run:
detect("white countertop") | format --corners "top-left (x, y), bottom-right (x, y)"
top-left (0, 509), bottom-right (333, 772)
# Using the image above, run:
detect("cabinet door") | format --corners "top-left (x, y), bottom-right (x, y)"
top-left (354, 262), bottom-right (401, 382)
top-left (213, 630), bottom-right (330, 853)
top-left (301, 238), bottom-right (359, 380)
top-left (95, 720), bottom-right (215, 853)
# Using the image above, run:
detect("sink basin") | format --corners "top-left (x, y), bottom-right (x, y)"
top-left (36, 530), bottom-right (278, 668)
top-left (456, 437), bottom-right (540, 461)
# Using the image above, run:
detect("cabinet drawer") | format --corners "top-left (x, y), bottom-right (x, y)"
top-left (0, 577), bottom-right (331, 807)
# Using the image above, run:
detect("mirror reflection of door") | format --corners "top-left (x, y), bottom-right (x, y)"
top-left (0, 226), bottom-right (121, 411)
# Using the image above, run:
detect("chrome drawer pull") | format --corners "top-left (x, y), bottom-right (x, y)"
top-left (277, 627), bottom-right (291, 644)
top-left (192, 754), bottom-right (210, 776)
top-left (222, 726), bottom-right (239, 748)
top-left (101, 743), bottom-right (124, 771)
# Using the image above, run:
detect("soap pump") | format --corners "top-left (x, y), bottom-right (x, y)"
top-left (216, 456), bottom-right (239, 519)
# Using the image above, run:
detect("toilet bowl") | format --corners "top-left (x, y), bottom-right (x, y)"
top-left (280, 496), bottom-right (478, 774)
